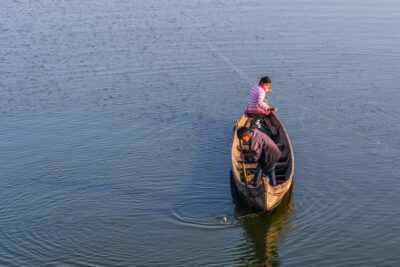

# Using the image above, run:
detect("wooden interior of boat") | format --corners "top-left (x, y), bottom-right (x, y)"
top-left (233, 114), bottom-right (292, 187)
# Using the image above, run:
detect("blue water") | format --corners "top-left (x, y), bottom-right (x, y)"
top-left (1, 0), bottom-right (400, 266)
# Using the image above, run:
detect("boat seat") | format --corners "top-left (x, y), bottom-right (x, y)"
top-left (236, 160), bottom-right (288, 172)
top-left (275, 163), bottom-right (288, 172)
top-left (275, 161), bottom-right (287, 166)
top-left (275, 174), bottom-right (286, 182)
top-left (278, 156), bottom-right (291, 165)
top-left (236, 157), bottom-right (256, 164)
top-left (236, 163), bottom-right (258, 170)
top-left (236, 161), bottom-right (289, 171)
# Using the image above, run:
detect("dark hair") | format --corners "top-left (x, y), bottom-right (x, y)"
top-left (259, 76), bottom-right (271, 85)
top-left (237, 127), bottom-right (250, 140)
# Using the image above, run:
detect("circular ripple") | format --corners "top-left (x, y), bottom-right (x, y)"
top-left (170, 198), bottom-right (242, 229)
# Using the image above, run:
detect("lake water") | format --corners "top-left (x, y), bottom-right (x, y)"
top-left (1, 0), bottom-right (400, 266)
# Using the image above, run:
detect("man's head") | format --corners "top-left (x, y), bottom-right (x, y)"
top-left (237, 127), bottom-right (251, 143)
top-left (259, 76), bottom-right (271, 90)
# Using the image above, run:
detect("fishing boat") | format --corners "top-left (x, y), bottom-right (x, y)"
top-left (230, 113), bottom-right (294, 211)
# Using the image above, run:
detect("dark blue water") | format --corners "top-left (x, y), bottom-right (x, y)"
top-left (1, 0), bottom-right (400, 266)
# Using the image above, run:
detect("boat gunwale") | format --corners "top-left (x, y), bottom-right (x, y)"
top-left (231, 112), bottom-right (295, 211)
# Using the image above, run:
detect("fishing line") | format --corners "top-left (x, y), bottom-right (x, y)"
top-left (205, 42), bottom-right (254, 86)
top-left (197, 34), bottom-right (392, 154)
top-left (181, 8), bottom-right (396, 160)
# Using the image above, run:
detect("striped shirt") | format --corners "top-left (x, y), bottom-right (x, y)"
top-left (245, 84), bottom-right (271, 115)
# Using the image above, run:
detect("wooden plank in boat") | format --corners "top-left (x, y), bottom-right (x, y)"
top-left (276, 174), bottom-right (286, 180)
top-left (236, 163), bottom-right (258, 169)
top-left (236, 159), bottom-right (256, 164)
top-left (275, 161), bottom-right (288, 166)
top-left (237, 163), bottom-right (288, 171)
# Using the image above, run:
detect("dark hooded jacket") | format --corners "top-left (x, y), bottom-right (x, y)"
top-left (249, 129), bottom-right (281, 173)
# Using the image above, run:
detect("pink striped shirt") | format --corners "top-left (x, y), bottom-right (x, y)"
top-left (245, 84), bottom-right (271, 115)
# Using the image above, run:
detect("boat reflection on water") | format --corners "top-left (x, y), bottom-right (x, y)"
top-left (232, 183), bottom-right (294, 266)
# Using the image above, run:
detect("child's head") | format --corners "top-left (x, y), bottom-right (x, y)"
top-left (259, 76), bottom-right (271, 90)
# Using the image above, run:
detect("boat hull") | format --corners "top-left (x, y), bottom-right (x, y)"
top-left (231, 113), bottom-right (294, 211)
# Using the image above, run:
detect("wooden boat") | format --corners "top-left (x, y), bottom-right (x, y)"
top-left (231, 113), bottom-right (294, 211)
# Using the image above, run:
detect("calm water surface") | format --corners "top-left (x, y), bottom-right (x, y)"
top-left (1, 0), bottom-right (400, 266)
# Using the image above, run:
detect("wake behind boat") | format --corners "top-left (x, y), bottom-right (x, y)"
top-left (231, 113), bottom-right (294, 211)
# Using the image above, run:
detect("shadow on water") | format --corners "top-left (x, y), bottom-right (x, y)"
top-left (231, 179), bottom-right (295, 267)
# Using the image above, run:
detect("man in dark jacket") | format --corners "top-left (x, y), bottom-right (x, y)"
top-left (237, 127), bottom-right (281, 185)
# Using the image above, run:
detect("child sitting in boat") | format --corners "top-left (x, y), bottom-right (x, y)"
top-left (237, 126), bottom-right (281, 186)
top-left (245, 76), bottom-right (277, 116)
